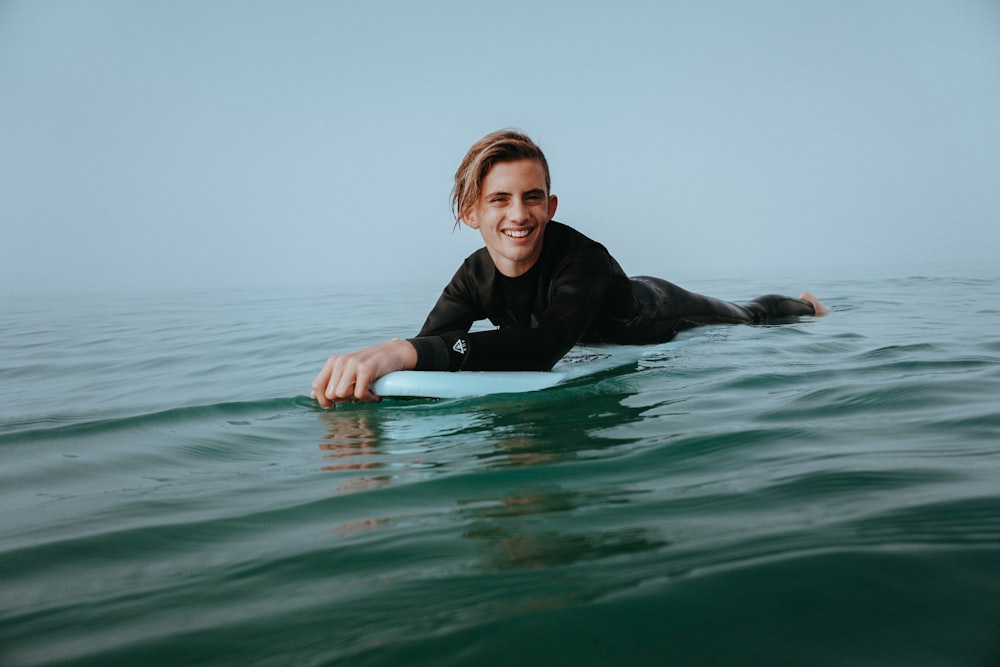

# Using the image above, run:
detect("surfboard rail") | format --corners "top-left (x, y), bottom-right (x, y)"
top-left (368, 342), bottom-right (683, 398)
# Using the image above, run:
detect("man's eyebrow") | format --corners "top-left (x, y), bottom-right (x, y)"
top-left (485, 187), bottom-right (546, 198)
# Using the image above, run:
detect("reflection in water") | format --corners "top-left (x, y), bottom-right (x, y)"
top-left (316, 408), bottom-right (390, 493)
top-left (335, 516), bottom-right (392, 537)
top-left (313, 382), bottom-right (663, 570)
top-left (467, 525), bottom-right (666, 571)
top-left (313, 383), bottom-right (653, 495)
top-left (469, 385), bottom-right (653, 468)
top-left (459, 486), bottom-right (668, 572)
top-left (454, 384), bottom-right (669, 573)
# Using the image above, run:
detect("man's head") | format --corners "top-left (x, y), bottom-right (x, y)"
top-left (453, 130), bottom-right (558, 277)
top-left (452, 130), bottom-right (551, 225)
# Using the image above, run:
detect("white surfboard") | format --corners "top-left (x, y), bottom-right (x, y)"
top-left (369, 342), bottom-right (683, 399)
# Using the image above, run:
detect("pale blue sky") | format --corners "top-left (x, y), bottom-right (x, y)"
top-left (2, 0), bottom-right (999, 295)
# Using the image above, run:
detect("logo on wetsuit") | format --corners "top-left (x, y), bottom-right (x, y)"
top-left (452, 338), bottom-right (468, 355)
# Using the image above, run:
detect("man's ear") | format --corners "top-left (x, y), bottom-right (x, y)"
top-left (461, 209), bottom-right (480, 230)
top-left (546, 194), bottom-right (559, 220)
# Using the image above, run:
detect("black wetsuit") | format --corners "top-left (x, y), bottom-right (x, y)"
top-left (407, 221), bottom-right (815, 372)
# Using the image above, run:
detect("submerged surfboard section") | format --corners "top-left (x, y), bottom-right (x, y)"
top-left (370, 342), bottom-right (687, 399)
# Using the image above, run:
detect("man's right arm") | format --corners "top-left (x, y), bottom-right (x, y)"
top-left (311, 338), bottom-right (418, 406)
top-left (406, 257), bottom-right (486, 371)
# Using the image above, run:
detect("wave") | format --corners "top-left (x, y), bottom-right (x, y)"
top-left (0, 396), bottom-right (315, 444)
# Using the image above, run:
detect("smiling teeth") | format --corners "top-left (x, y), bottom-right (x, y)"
top-left (505, 229), bottom-right (530, 238)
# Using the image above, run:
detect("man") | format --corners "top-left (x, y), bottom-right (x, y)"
top-left (312, 130), bottom-right (826, 406)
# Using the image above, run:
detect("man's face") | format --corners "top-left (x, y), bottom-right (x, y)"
top-left (463, 159), bottom-right (558, 278)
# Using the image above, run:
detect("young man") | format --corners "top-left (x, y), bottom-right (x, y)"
top-left (312, 130), bottom-right (827, 406)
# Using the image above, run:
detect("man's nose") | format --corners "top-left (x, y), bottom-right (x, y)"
top-left (508, 198), bottom-right (529, 222)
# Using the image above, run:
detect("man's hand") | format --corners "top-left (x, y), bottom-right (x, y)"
top-left (311, 338), bottom-right (418, 406)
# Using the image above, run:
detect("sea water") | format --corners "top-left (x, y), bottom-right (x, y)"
top-left (2, 272), bottom-right (999, 666)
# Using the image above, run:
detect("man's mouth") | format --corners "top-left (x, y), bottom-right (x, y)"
top-left (503, 228), bottom-right (533, 239)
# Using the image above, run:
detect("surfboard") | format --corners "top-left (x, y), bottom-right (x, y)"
top-left (369, 343), bottom-right (676, 399)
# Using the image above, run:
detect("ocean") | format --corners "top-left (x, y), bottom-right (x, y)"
top-left (2, 272), bottom-right (999, 666)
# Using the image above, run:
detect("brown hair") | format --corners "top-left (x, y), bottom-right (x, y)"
top-left (451, 129), bottom-right (551, 225)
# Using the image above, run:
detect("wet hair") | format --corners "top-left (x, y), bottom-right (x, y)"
top-left (451, 129), bottom-right (551, 225)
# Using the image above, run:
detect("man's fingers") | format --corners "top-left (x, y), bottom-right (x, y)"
top-left (312, 341), bottom-right (408, 406)
top-left (353, 367), bottom-right (380, 402)
top-left (311, 358), bottom-right (335, 407)
top-left (333, 358), bottom-right (357, 399)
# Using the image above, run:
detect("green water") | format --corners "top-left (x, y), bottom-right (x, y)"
top-left (2, 275), bottom-right (999, 666)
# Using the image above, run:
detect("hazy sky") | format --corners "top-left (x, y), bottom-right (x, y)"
top-left (2, 0), bottom-right (999, 295)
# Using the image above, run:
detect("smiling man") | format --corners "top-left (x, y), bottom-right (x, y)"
top-left (311, 130), bottom-right (827, 406)
top-left (463, 158), bottom-right (555, 277)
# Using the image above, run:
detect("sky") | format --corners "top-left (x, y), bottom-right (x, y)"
top-left (2, 0), bottom-right (999, 295)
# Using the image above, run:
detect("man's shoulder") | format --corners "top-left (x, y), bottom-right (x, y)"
top-left (545, 220), bottom-right (608, 255)
top-left (456, 246), bottom-right (497, 281)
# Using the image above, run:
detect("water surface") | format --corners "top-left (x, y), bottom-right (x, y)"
top-left (2, 275), bottom-right (999, 666)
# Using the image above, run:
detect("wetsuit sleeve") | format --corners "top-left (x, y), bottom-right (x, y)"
top-left (407, 261), bottom-right (485, 371)
top-left (409, 246), bottom-right (616, 372)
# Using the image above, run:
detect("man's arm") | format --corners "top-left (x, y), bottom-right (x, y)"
top-left (411, 246), bottom-right (616, 372)
top-left (311, 338), bottom-right (417, 406)
top-left (311, 259), bottom-right (484, 405)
